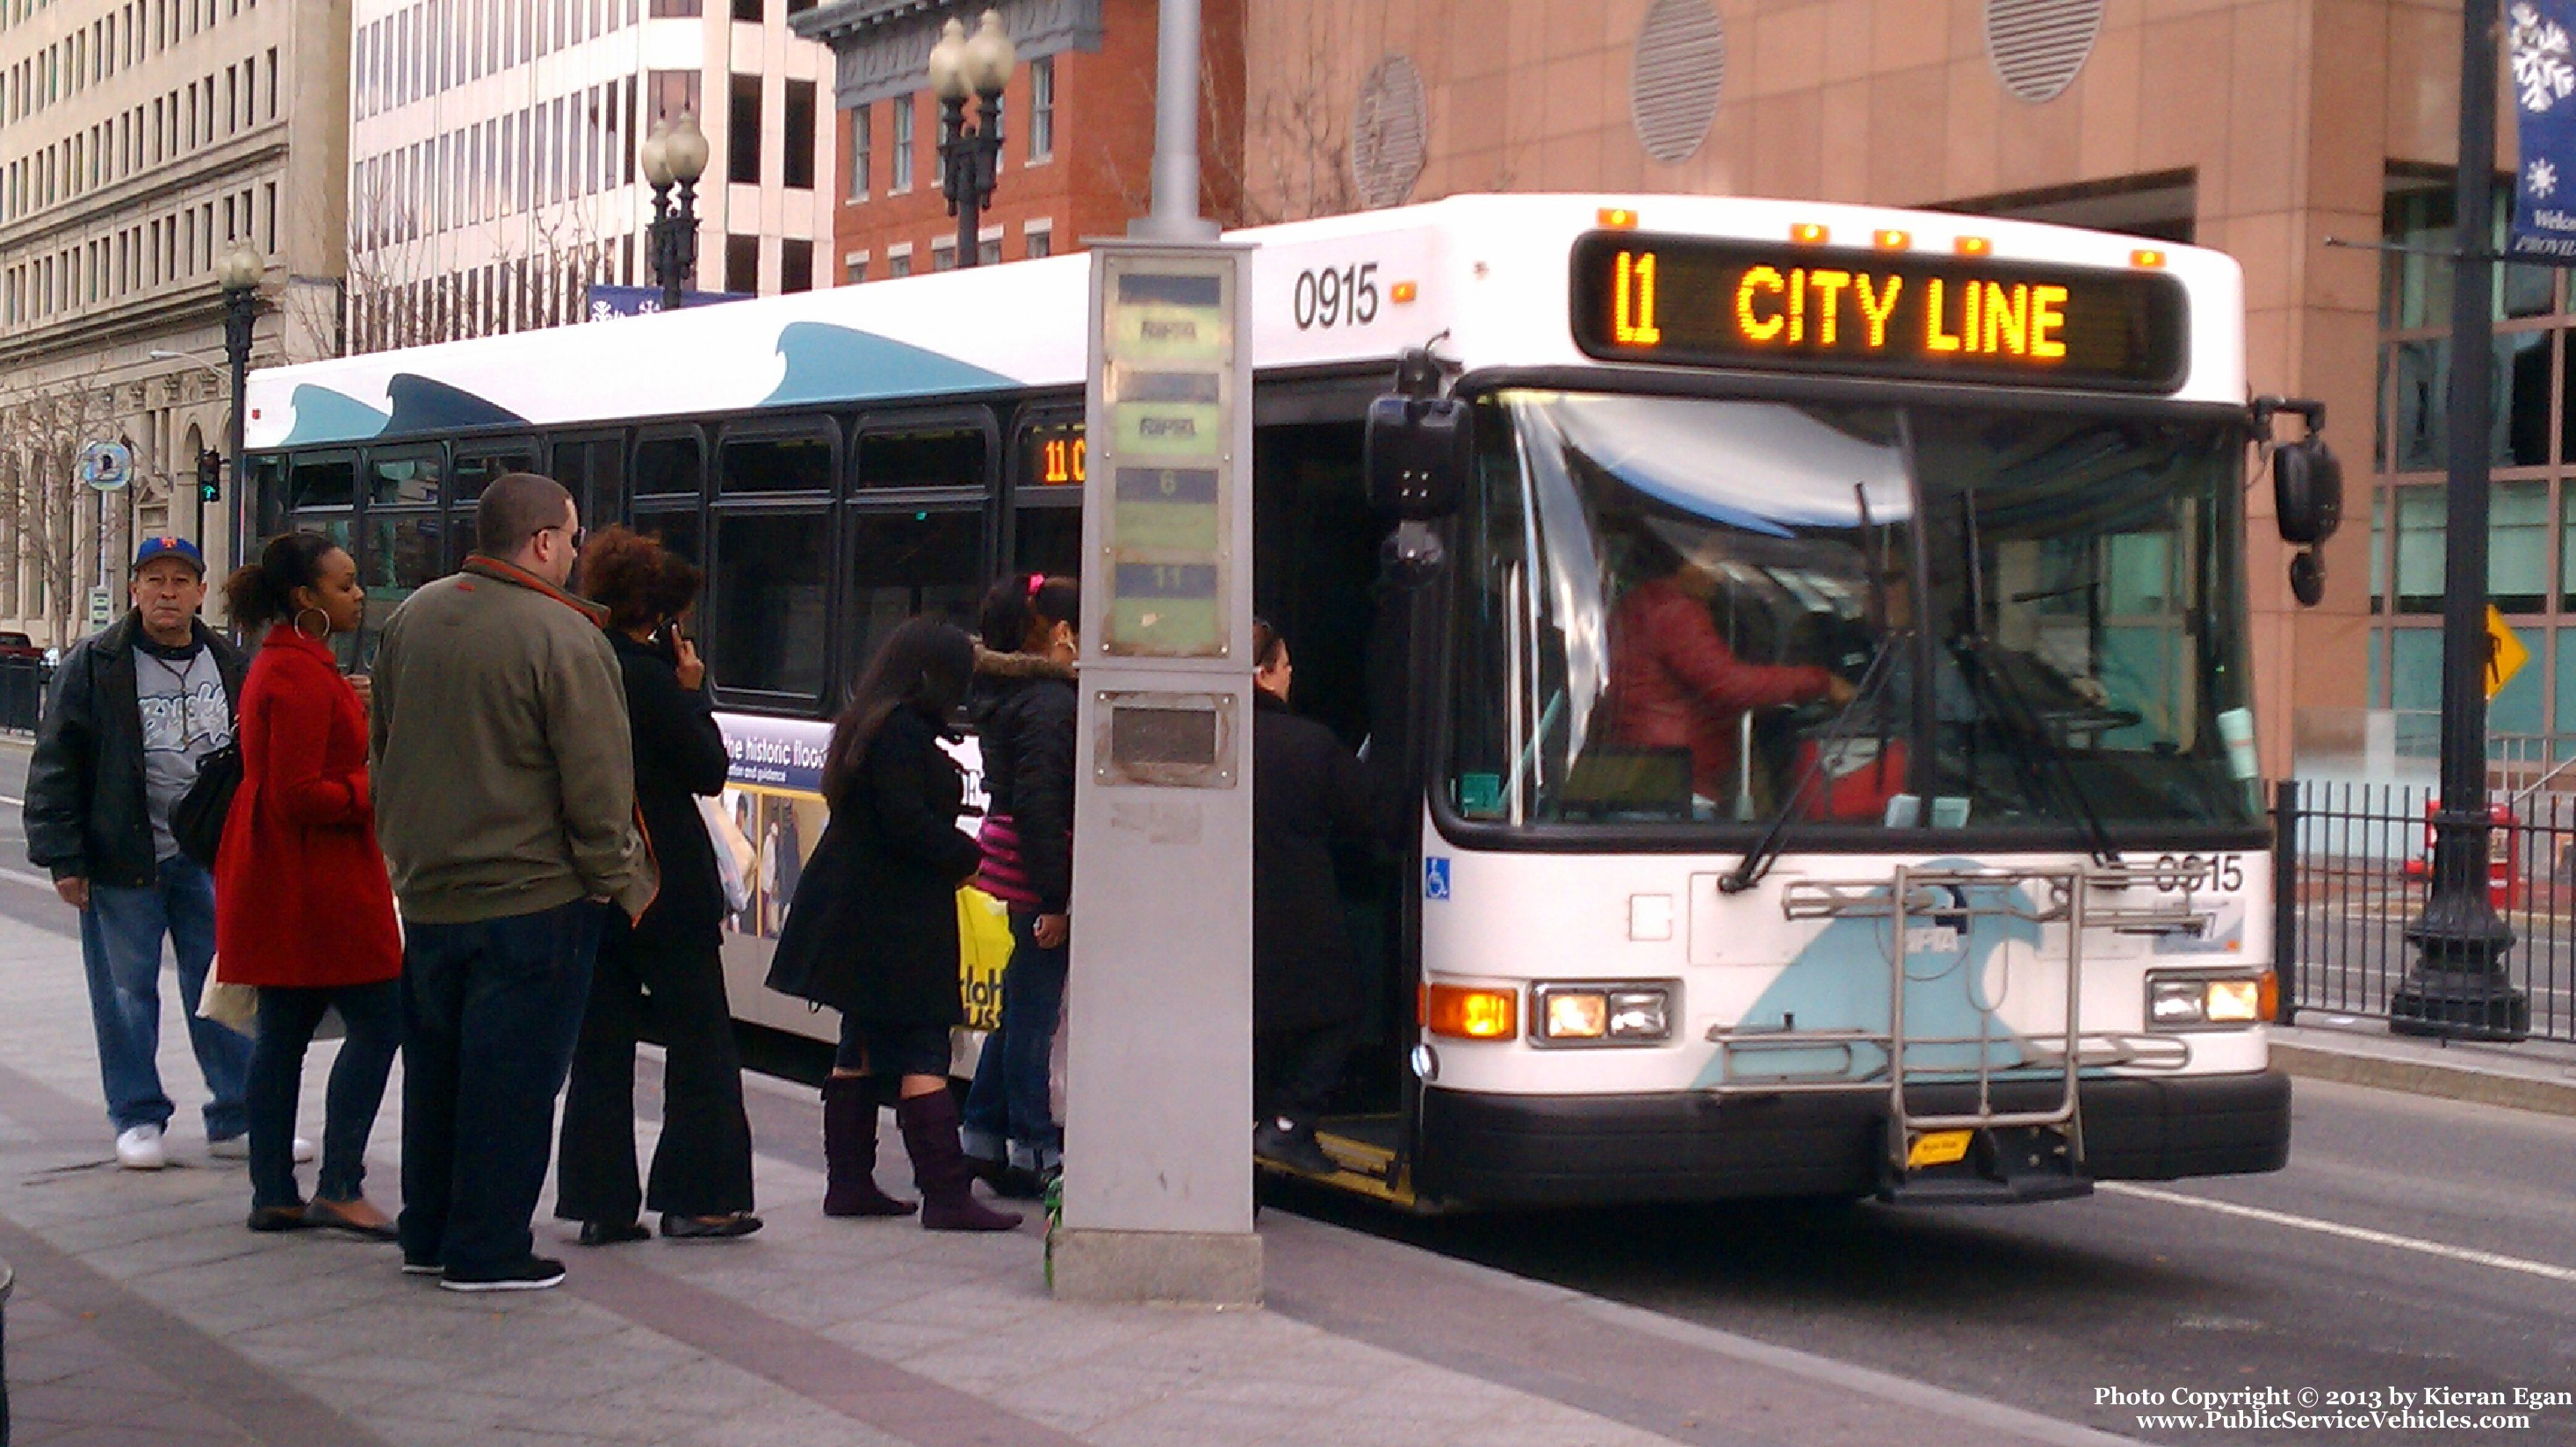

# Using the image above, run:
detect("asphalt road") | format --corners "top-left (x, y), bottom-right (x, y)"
top-left (6, 738), bottom-right (2570, 1445)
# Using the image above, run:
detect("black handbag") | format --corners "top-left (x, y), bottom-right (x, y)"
top-left (171, 741), bottom-right (242, 868)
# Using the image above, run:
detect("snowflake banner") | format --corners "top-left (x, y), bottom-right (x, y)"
top-left (2513, 0), bottom-right (2576, 261)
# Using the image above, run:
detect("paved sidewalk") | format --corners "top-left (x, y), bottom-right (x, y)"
top-left (0, 906), bottom-right (2136, 1447)
top-left (2271, 1017), bottom-right (2576, 1116)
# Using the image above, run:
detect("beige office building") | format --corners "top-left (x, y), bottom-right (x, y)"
top-left (343, 0), bottom-right (836, 355)
top-left (1239, 0), bottom-right (2539, 773)
top-left (0, 0), bottom-right (347, 642)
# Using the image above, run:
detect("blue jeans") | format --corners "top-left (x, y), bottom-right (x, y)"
top-left (962, 911), bottom-right (1064, 1170)
top-left (246, 980), bottom-right (403, 1213)
top-left (79, 854), bottom-right (249, 1138)
top-left (396, 902), bottom-right (601, 1276)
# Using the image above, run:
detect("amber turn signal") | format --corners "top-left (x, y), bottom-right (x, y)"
top-left (1425, 983), bottom-right (1519, 1040)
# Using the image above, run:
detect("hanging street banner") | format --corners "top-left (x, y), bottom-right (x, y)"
top-left (2512, 0), bottom-right (2576, 260)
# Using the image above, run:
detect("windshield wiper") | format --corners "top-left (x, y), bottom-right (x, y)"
top-left (1721, 483), bottom-right (1903, 896)
top-left (1718, 631), bottom-right (1903, 895)
top-left (1949, 486), bottom-right (2123, 869)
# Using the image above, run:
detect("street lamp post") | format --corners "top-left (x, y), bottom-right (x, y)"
top-left (2395, 0), bottom-right (2530, 1040)
top-left (642, 113), bottom-right (710, 313)
top-left (931, 11), bottom-right (1015, 269)
top-left (216, 241), bottom-right (263, 567)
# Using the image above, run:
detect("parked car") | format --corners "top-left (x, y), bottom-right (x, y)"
top-left (0, 632), bottom-right (41, 663)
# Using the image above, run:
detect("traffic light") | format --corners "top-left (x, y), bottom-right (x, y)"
top-left (196, 450), bottom-right (221, 504)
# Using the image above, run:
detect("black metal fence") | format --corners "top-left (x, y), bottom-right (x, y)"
top-left (0, 659), bottom-right (43, 734)
top-left (2274, 779), bottom-right (2576, 1043)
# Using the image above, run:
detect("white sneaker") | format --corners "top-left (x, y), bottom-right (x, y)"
top-left (208, 1135), bottom-right (316, 1163)
top-left (115, 1124), bottom-right (167, 1170)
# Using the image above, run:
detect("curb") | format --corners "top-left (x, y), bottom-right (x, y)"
top-left (2270, 1040), bottom-right (2576, 1119)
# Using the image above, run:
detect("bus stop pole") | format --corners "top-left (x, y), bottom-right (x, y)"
top-left (1050, 0), bottom-right (1261, 1305)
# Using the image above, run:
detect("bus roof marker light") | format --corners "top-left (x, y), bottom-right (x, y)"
top-left (1955, 235), bottom-right (1992, 257)
top-left (1598, 207), bottom-right (1640, 229)
top-left (1391, 280), bottom-right (1418, 305)
top-left (2132, 248), bottom-right (2168, 269)
top-left (1873, 229), bottom-right (1911, 250)
top-left (1791, 222), bottom-right (1829, 245)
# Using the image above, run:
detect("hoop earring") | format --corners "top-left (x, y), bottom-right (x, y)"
top-left (294, 607), bottom-right (331, 640)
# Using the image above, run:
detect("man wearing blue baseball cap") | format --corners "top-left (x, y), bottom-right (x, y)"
top-left (25, 536), bottom-right (266, 1170)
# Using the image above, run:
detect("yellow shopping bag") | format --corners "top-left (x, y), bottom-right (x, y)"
top-left (957, 885), bottom-right (1014, 1032)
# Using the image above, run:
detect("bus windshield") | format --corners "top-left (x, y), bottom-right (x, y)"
top-left (1447, 390), bottom-right (2259, 838)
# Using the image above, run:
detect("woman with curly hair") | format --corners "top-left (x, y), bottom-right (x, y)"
top-left (554, 527), bottom-right (761, 1244)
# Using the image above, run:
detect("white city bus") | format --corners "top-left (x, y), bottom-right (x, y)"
top-left (245, 193), bottom-right (2320, 1208)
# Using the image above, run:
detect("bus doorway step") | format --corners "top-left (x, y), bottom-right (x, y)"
top-left (1877, 1125), bottom-right (2094, 1206)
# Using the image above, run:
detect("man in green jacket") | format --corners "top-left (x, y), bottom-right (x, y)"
top-left (372, 472), bottom-right (654, 1292)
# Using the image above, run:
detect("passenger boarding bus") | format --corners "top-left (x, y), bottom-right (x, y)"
top-left (243, 194), bottom-right (2324, 1209)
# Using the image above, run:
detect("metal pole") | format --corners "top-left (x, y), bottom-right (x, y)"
top-left (649, 180), bottom-right (681, 312)
top-left (1132, 0), bottom-right (1217, 241)
top-left (224, 288), bottom-right (251, 566)
top-left (2397, 0), bottom-right (2531, 1040)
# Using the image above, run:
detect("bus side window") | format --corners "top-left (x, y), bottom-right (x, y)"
top-left (635, 432), bottom-right (704, 499)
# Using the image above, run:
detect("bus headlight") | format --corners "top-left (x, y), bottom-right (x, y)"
top-left (2147, 973), bottom-right (2272, 1028)
top-left (1533, 983), bottom-right (1673, 1045)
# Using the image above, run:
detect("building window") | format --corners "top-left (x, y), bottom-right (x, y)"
top-left (2373, 169), bottom-right (2572, 733)
top-left (978, 233), bottom-right (999, 266)
top-left (930, 236), bottom-right (955, 272)
top-left (783, 79), bottom-right (814, 189)
top-left (843, 252), bottom-right (867, 284)
top-left (1027, 54), bottom-right (1051, 162)
top-left (891, 92), bottom-right (913, 192)
top-left (728, 73), bottom-right (760, 184)
top-left (725, 233), bottom-right (758, 292)
top-left (781, 237), bottom-right (812, 292)
top-left (731, 0), bottom-right (757, 18)
top-left (887, 245), bottom-right (912, 279)
top-left (848, 104), bottom-right (869, 199)
top-left (648, 68), bottom-right (697, 121)
top-left (1024, 222), bottom-right (1050, 259)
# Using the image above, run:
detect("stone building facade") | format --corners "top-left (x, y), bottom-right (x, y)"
top-left (0, 0), bottom-right (348, 642)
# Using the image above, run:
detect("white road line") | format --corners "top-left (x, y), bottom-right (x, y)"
top-left (1, 866), bottom-right (58, 892)
top-left (0, 794), bottom-right (21, 806)
top-left (2101, 1181), bottom-right (2576, 1284)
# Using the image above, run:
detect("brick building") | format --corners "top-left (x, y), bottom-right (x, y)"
top-left (792, 0), bottom-right (1240, 281)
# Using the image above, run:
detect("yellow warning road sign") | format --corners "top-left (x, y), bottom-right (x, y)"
top-left (2487, 605), bottom-right (2530, 699)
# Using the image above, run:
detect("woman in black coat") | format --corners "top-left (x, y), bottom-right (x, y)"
top-left (556, 529), bottom-right (761, 1244)
top-left (765, 616), bottom-right (1019, 1233)
top-left (1251, 619), bottom-right (1393, 1177)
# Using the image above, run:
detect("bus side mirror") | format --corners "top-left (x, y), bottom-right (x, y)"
top-left (2274, 436), bottom-right (2342, 546)
top-left (2257, 395), bottom-right (2341, 546)
top-left (1364, 392), bottom-right (1469, 520)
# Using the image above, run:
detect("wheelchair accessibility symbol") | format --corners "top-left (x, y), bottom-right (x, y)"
top-left (1424, 858), bottom-right (1451, 901)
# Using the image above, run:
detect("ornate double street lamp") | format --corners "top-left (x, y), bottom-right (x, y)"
top-left (217, 241), bottom-right (263, 563)
top-left (929, 11), bottom-right (1016, 269)
top-left (641, 112), bottom-right (711, 313)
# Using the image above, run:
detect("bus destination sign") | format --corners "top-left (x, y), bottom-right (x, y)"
top-left (1568, 232), bottom-right (2190, 392)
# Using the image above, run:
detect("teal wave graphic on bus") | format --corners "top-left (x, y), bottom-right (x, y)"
top-left (279, 385), bottom-right (393, 446)
top-left (1695, 868), bottom-right (2046, 1087)
top-left (761, 321), bottom-right (1019, 407)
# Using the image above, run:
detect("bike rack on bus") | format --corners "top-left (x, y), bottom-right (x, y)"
top-left (1700, 862), bottom-right (2202, 1203)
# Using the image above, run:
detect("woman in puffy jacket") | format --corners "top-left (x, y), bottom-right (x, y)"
top-left (959, 574), bottom-right (1078, 1198)
top-left (216, 532), bottom-right (404, 1238)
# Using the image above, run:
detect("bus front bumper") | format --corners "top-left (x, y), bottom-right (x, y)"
top-left (1414, 1069), bottom-right (2290, 1208)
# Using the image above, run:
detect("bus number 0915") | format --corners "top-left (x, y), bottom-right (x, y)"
top-left (2151, 853), bottom-right (2245, 893)
top-left (1295, 263), bottom-right (1379, 330)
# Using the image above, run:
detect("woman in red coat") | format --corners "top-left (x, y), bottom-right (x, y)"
top-left (216, 533), bottom-right (404, 1237)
